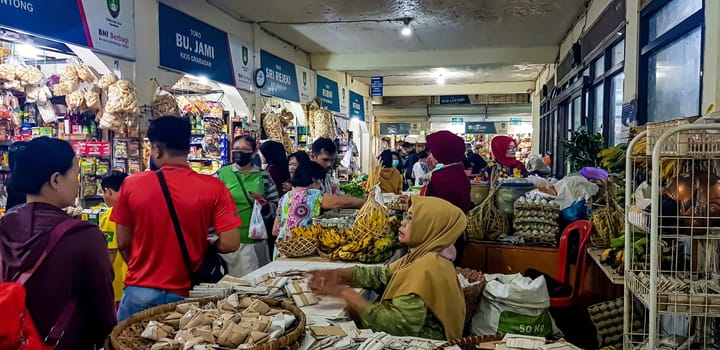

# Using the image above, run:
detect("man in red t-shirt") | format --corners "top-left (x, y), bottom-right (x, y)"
top-left (112, 116), bottom-right (241, 321)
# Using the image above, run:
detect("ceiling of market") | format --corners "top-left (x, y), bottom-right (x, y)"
top-left (208, 0), bottom-right (590, 88)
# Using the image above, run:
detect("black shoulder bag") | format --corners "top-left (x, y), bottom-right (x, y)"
top-left (157, 169), bottom-right (227, 286)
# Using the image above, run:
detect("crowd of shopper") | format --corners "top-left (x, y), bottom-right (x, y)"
top-left (0, 115), bottom-right (535, 347)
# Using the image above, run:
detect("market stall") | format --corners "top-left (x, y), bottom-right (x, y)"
top-left (0, 34), bottom-right (140, 212)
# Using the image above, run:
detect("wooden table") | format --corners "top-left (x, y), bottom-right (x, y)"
top-left (461, 240), bottom-right (559, 276)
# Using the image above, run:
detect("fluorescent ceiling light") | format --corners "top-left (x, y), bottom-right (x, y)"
top-left (400, 18), bottom-right (412, 37)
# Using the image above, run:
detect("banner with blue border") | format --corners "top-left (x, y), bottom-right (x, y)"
top-left (0, 0), bottom-right (135, 59)
top-left (349, 91), bottom-right (365, 121)
top-left (316, 75), bottom-right (340, 112)
top-left (260, 50), bottom-right (300, 102)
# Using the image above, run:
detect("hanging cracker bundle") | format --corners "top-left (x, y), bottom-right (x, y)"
top-left (467, 171), bottom-right (508, 240)
top-left (353, 166), bottom-right (390, 239)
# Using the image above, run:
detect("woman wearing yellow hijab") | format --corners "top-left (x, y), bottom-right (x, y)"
top-left (308, 196), bottom-right (466, 340)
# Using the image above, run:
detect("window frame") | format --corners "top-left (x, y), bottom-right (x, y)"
top-left (638, 0), bottom-right (705, 124)
top-left (587, 34), bottom-right (626, 145)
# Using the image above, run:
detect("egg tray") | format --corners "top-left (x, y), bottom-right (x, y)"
top-left (588, 298), bottom-right (624, 349)
top-left (513, 202), bottom-right (559, 244)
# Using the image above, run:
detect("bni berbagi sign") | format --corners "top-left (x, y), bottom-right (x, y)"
top-left (158, 3), bottom-right (253, 90)
top-left (0, 0), bottom-right (136, 59)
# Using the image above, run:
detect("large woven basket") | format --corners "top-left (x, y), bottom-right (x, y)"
top-left (456, 268), bottom-right (486, 334)
top-left (110, 297), bottom-right (306, 350)
top-left (276, 237), bottom-right (318, 258)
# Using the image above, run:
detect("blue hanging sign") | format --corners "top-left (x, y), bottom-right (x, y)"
top-left (317, 75), bottom-right (340, 112)
top-left (349, 91), bottom-right (365, 121)
top-left (0, 0), bottom-right (136, 59)
top-left (370, 76), bottom-right (383, 96)
top-left (159, 3), bottom-right (238, 86)
top-left (260, 50), bottom-right (300, 102)
top-left (440, 95), bottom-right (471, 104)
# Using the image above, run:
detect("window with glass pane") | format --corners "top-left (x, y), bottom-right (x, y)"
top-left (594, 57), bottom-right (605, 79)
top-left (647, 27), bottom-right (702, 122)
top-left (573, 97), bottom-right (582, 129)
top-left (610, 73), bottom-right (625, 145)
top-left (611, 40), bottom-right (625, 66)
top-left (594, 83), bottom-right (604, 134)
top-left (648, 0), bottom-right (702, 41)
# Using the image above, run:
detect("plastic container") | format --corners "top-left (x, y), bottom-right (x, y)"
top-left (470, 184), bottom-right (490, 206)
top-left (495, 183), bottom-right (535, 219)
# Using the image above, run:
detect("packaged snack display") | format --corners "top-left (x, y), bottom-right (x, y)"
top-left (151, 88), bottom-right (180, 118)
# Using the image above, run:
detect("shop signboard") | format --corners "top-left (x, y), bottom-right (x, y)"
top-left (379, 123), bottom-right (411, 135)
top-left (339, 85), bottom-right (349, 116)
top-left (439, 95), bottom-right (487, 105)
top-left (260, 50), bottom-right (300, 102)
top-left (0, 0), bottom-right (135, 59)
top-left (510, 118), bottom-right (524, 125)
top-left (349, 91), bottom-right (365, 122)
top-left (465, 122), bottom-right (508, 134)
top-left (228, 35), bottom-right (255, 91)
top-left (370, 76), bottom-right (383, 96)
top-left (159, 3), bottom-right (246, 87)
top-left (317, 75), bottom-right (340, 112)
top-left (295, 65), bottom-right (316, 104)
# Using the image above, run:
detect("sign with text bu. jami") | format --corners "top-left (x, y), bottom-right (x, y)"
top-left (159, 3), bottom-right (253, 88)
top-left (260, 50), bottom-right (300, 102)
top-left (349, 90), bottom-right (365, 122)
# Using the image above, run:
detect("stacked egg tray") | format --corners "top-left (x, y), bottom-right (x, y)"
top-left (512, 198), bottom-right (560, 245)
top-left (588, 298), bottom-right (624, 349)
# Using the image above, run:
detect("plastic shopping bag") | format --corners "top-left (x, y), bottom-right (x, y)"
top-left (248, 201), bottom-right (268, 240)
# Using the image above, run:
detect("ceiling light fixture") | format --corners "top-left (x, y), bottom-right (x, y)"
top-left (401, 18), bottom-right (412, 36)
top-left (437, 75), bottom-right (445, 85)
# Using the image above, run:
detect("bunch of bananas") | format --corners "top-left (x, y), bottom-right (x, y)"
top-left (290, 225), bottom-right (322, 240)
top-left (597, 143), bottom-right (628, 173)
top-left (318, 228), bottom-right (350, 250)
top-left (358, 236), bottom-right (395, 263)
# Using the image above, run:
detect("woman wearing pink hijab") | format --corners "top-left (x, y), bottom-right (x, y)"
top-left (424, 131), bottom-right (471, 264)
top-left (490, 136), bottom-right (528, 177)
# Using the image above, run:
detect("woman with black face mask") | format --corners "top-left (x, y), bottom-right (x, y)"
top-left (215, 136), bottom-right (280, 277)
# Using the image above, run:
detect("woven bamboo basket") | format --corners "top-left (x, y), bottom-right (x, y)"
top-left (110, 297), bottom-right (306, 350)
top-left (276, 237), bottom-right (319, 258)
top-left (434, 335), bottom-right (503, 350)
top-left (456, 268), bottom-right (486, 334)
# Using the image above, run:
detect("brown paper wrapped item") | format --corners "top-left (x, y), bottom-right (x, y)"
top-left (190, 326), bottom-right (215, 344)
top-left (182, 312), bottom-right (213, 330)
top-left (247, 299), bottom-right (270, 315)
top-left (141, 321), bottom-right (175, 341)
top-left (150, 338), bottom-right (181, 350)
top-left (176, 303), bottom-right (199, 314)
top-left (247, 331), bottom-right (270, 345)
top-left (217, 322), bottom-right (250, 348)
top-left (238, 297), bottom-right (254, 309)
top-left (178, 308), bottom-right (201, 330)
top-left (174, 330), bottom-right (194, 343)
top-left (164, 312), bottom-right (183, 329)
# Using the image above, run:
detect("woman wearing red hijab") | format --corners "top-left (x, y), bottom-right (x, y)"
top-left (490, 136), bottom-right (528, 177)
top-left (424, 131), bottom-right (471, 264)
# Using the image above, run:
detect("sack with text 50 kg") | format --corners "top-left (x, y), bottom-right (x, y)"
top-left (470, 273), bottom-right (562, 338)
top-left (248, 201), bottom-right (268, 240)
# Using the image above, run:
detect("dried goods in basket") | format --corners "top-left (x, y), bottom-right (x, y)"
top-left (276, 237), bottom-right (319, 258)
top-left (110, 296), bottom-right (306, 350)
top-left (456, 268), bottom-right (486, 333)
top-left (353, 171), bottom-right (391, 239)
top-left (467, 172), bottom-right (508, 240)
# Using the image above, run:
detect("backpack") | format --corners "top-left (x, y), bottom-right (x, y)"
top-left (0, 219), bottom-right (78, 350)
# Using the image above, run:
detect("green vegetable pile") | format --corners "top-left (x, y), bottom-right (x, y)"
top-left (340, 182), bottom-right (367, 198)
